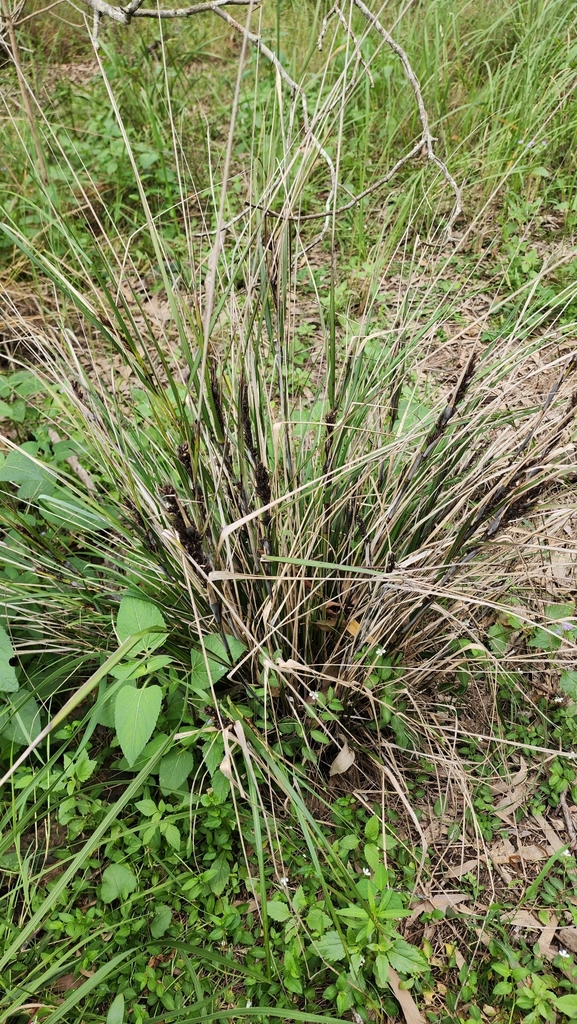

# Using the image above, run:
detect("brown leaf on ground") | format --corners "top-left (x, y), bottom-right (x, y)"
top-left (329, 739), bottom-right (355, 777)
top-left (407, 893), bottom-right (471, 927)
top-left (532, 812), bottom-right (565, 852)
top-left (490, 838), bottom-right (516, 864)
top-left (510, 845), bottom-right (549, 863)
top-left (445, 858), bottom-right (479, 879)
top-left (509, 909), bottom-right (543, 929)
top-left (557, 928), bottom-right (577, 953)
top-left (538, 914), bottom-right (558, 958)
top-left (490, 758), bottom-right (528, 795)
top-left (388, 966), bottom-right (426, 1024)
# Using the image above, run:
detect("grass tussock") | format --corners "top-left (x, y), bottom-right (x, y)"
top-left (1, 0), bottom-right (577, 1021)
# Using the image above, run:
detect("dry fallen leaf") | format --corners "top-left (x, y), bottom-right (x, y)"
top-left (509, 909), bottom-right (542, 929)
top-left (407, 893), bottom-right (470, 927)
top-left (511, 845), bottom-right (548, 863)
top-left (329, 739), bottom-right (355, 777)
top-left (490, 758), bottom-right (529, 795)
top-left (445, 858), bottom-right (480, 879)
top-left (532, 812), bottom-right (565, 853)
top-left (538, 914), bottom-right (558, 958)
top-left (490, 838), bottom-right (516, 864)
top-left (388, 966), bottom-right (426, 1024)
top-left (558, 927), bottom-right (577, 953)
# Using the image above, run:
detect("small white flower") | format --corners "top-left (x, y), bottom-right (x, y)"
top-left (246, 1000), bottom-right (253, 1008)
top-left (559, 949), bottom-right (571, 958)
top-left (554, 695), bottom-right (564, 703)
top-left (359, 956), bottom-right (366, 966)
top-left (527, 138), bottom-right (536, 147)
top-left (563, 849), bottom-right (571, 856)
top-left (518, 139), bottom-right (525, 146)
top-left (279, 876), bottom-right (289, 886)
top-left (362, 867), bottom-right (371, 876)
top-left (308, 691), bottom-right (319, 702)
top-left (376, 647), bottom-right (386, 656)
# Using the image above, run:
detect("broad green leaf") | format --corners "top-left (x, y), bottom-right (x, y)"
top-left (0, 626), bottom-right (18, 692)
top-left (106, 993), bottom-right (125, 1024)
top-left (554, 995), bottom-right (577, 1015)
top-left (159, 749), bottom-right (193, 795)
top-left (115, 685), bottom-right (162, 766)
top-left (160, 822), bottom-right (181, 850)
top-left (364, 843), bottom-right (381, 871)
top-left (377, 889), bottom-right (411, 919)
top-left (116, 596), bottom-right (167, 655)
top-left (205, 851), bottom-right (229, 895)
top-left (190, 635), bottom-right (247, 691)
top-left (306, 907), bottom-right (331, 934)
top-left (365, 815), bottom-right (380, 841)
top-left (266, 900), bottom-right (291, 922)
top-left (202, 734), bottom-right (224, 776)
top-left (528, 628), bottom-right (561, 652)
top-left (0, 445), bottom-right (55, 500)
top-left (560, 671), bottom-right (577, 699)
top-left (546, 604), bottom-right (574, 622)
top-left (0, 690), bottom-right (42, 745)
top-left (74, 749), bottom-right (97, 783)
top-left (388, 938), bottom-right (428, 974)
top-left (96, 677), bottom-right (135, 729)
top-left (116, 733), bottom-right (168, 772)
top-left (101, 864), bottom-right (137, 903)
top-left (315, 930), bottom-right (346, 961)
top-left (150, 904), bottom-right (172, 938)
top-left (374, 953), bottom-right (389, 988)
top-left (135, 798), bottom-right (157, 817)
top-left (339, 834), bottom-right (360, 854)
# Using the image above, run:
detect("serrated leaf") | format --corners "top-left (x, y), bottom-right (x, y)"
top-left (339, 834), bottom-right (360, 854)
top-left (528, 628), bottom-right (561, 652)
top-left (306, 907), bottom-right (331, 933)
top-left (266, 900), bottom-right (291, 922)
top-left (150, 904), bottom-right (172, 938)
top-left (74, 749), bottom-right (97, 783)
top-left (160, 822), bottom-right (181, 850)
top-left (159, 749), bottom-right (193, 795)
top-left (190, 634), bottom-right (246, 691)
top-left (546, 603), bottom-right (574, 622)
top-left (115, 685), bottom-right (162, 766)
top-left (0, 626), bottom-right (18, 693)
top-left (205, 851), bottom-right (229, 895)
top-left (364, 843), bottom-right (381, 871)
top-left (374, 953), bottom-right (389, 988)
top-left (115, 732), bottom-right (168, 772)
top-left (202, 734), bottom-right (224, 776)
top-left (365, 815), bottom-right (380, 841)
top-left (315, 930), bottom-right (346, 961)
top-left (388, 938), bottom-right (428, 975)
top-left (135, 798), bottom-right (157, 817)
top-left (101, 864), bottom-right (137, 903)
top-left (106, 993), bottom-right (125, 1024)
top-left (560, 671), bottom-right (577, 699)
top-left (116, 596), bottom-right (167, 655)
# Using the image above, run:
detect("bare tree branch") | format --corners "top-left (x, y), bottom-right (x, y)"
top-left (76, 0), bottom-right (253, 23)
top-left (351, 0), bottom-right (462, 239)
